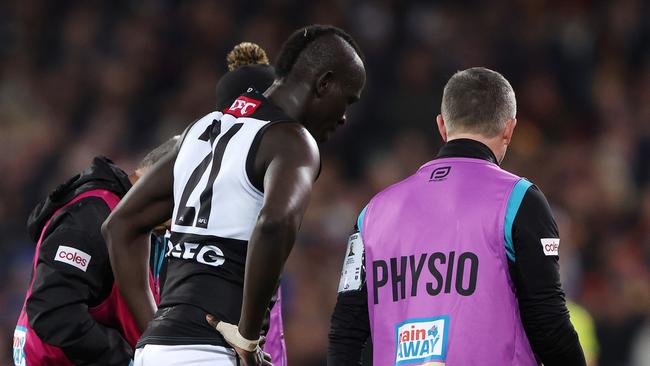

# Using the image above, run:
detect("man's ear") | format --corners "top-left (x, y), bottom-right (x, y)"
top-left (315, 71), bottom-right (334, 97)
top-left (436, 114), bottom-right (448, 142)
top-left (503, 118), bottom-right (517, 145)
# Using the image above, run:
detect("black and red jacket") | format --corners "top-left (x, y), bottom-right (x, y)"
top-left (13, 156), bottom-right (165, 366)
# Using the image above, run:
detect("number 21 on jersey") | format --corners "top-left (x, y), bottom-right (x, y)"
top-left (175, 119), bottom-right (243, 228)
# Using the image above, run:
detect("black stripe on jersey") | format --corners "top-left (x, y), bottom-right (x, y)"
top-left (143, 231), bottom-right (250, 349)
top-left (165, 231), bottom-right (248, 267)
top-left (175, 119), bottom-right (246, 228)
top-left (174, 152), bottom-right (213, 226)
top-left (160, 232), bottom-right (247, 317)
top-left (196, 123), bottom-right (244, 228)
top-left (171, 116), bottom-right (204, 220)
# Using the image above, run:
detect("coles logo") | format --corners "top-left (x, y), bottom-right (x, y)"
top-left (226, 96), bottom-right (261, 117)
top-left (55, 245), bottom-right (91, 272)
top-left (541, 238), bottom-right (560, 256)
top-left (395, 316), bottom-right (449, 365)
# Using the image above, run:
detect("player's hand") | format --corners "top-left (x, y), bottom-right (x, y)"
top-left (206, 315), bottom-right (272, 366)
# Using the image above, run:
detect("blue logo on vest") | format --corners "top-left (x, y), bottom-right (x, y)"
top-left (395, 315), bottom-right (449, 365)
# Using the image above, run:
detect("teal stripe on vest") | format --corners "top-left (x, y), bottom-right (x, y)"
top-left (357, 205), bottom-right (368, 234)
top-left (504, 179), bottom-right (532, 262)
top-left (156, 237), bottom-right (166, 277)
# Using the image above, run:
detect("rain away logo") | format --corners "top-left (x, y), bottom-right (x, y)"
top-left (395, 316), bottom-right (449, 365)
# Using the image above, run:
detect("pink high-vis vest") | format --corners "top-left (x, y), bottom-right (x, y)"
top-left (14, 190), bottom-right (159, 366)
top-left (362, 158), bottom-right (538, 365)
top-left (264, 287), bottom-right (287, 366)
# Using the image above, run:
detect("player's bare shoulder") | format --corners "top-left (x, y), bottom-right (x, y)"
top-left (268, 123), bottom-right (319, 160)
top-left (253, 122), bottom-right (320, 180)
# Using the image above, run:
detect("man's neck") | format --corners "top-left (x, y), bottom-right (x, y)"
top-left (263, 79), bottom-right (309, 123)
top-left (447, 133), bottom-right (502, 163)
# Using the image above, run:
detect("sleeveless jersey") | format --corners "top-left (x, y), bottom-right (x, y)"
top-left (362, 157), bottom-right (538, 366)
top-left (150, 92), bottom-right (291, 360)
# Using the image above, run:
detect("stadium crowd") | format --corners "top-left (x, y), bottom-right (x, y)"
top-left (0, 0), bottom-right (649, 365)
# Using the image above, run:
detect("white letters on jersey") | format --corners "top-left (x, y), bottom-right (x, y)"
top-left (168, 241), bottom-right (225, 267)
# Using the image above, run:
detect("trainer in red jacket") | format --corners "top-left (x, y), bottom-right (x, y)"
top-left (14, 140), bottom-right (175, 366)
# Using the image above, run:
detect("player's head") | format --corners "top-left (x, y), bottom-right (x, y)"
top-left (437, 67), bottom-right (517, 163)
top-left (128, 137), bottom-right (179, 233)
top-left (134, 135), bottom-right (180, 178)
top-left (215, 42), bottom-right (276, 110)
top-left (274, 25), bottom-right (366, 142)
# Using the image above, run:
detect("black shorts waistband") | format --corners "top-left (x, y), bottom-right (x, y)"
top-left (137, 304), bottom-right (229, 349)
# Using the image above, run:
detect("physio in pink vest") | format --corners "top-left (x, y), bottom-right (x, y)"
top-left (329, 67), bottom-right (586, 366)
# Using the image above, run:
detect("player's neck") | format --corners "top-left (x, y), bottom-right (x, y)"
top-left (446, 133), bottom-right (504, 163)
top-left (264, 80), bottom-right (309, 122)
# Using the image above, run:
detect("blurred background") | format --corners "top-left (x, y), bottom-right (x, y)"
top-left (1, 0), bottom-right (649, 365)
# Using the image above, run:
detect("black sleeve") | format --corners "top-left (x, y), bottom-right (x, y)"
top-left (26, 202), bottom-right (133, 365)
top-left (328, 229), bottom-right (371, 366)
top-left (328, 288), bottom-right (371, 366)
top-left (510, 185), bottom-right (586, 366)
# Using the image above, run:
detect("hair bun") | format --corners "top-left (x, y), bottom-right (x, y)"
top-left (227, 42), bottom-right (270, 71)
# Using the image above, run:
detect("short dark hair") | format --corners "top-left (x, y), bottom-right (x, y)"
top-left (441, 67), bottom-right (516, 137)
top-left (138, 136), bottom-right (180, 170)
top-left (275, 25), bottom-right (363, 78)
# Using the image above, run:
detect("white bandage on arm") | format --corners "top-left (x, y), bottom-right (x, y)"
top-left (215, 321), bottom-right (261, 352)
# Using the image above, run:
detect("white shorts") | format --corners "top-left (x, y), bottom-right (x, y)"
top-left (134, 344), bottom-right (238, 366)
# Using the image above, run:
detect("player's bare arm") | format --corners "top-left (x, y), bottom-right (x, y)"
top-left (242, 122), bottom-right (320, 337)
top-left (208, 122), bottom-right (320, 364)
top-left (102, 149), bottom-right (177, 332)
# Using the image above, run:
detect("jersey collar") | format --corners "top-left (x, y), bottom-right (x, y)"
top-left (223, 91), bottom-right (296, 123)
top-left (435, 138), bottom-right (499, 165)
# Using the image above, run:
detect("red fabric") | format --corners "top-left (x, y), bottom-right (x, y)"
top-left (89, 271), bottom-right (158, 347)
top-left (225, 96), bottom-right (261, 117)
top-left (15, 189), bottom-right (156, 365)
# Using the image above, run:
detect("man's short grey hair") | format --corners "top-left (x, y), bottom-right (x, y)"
top-left (138, 135), bottom-right (180, 170)
top-left (441, 67), bottom-right (516, 137)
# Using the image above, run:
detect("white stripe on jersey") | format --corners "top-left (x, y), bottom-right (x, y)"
top-left (171, 111), bottom-right (269, 241)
